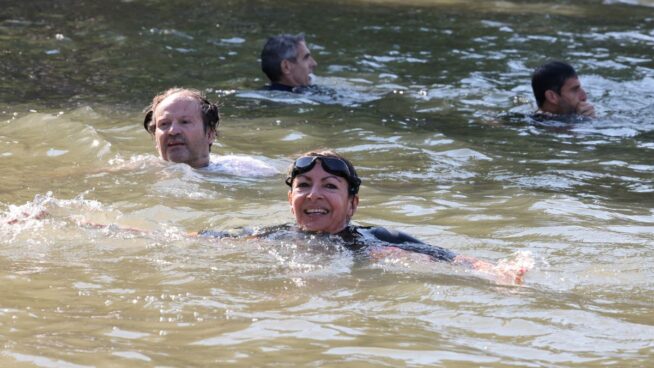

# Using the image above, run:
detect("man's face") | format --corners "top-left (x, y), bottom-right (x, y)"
top-left (282, 41), bottom-right (317, 87)
top-left (152, 93), bottom-right (215, 168)
top-left (556, 76), bottom-right (588, 114)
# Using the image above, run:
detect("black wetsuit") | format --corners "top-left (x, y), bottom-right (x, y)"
top-left (266, 83), bottom-right (296, 92)
top-left (199, 224), bottom-right (456, 263)
top-left (530, 110), bottom-right (592, 128)
top-left (265, 83), bottom-right (319, 94)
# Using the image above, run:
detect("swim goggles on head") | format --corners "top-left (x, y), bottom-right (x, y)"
top-left (285, 155), bottom-right (361, 195)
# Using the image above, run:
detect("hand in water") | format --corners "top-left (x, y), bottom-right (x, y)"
top-left (454, 252), bottom-right (533, 285)
top-left (371, 247), bottom-right (533, 285)
top-left (576, 101), bottom-right (596, 118)
top-left (5, 209), bottom-right (48, 225)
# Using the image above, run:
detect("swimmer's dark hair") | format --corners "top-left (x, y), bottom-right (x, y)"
top-left (286, 150), bottom-right (361, 196)
top-left (261, 33), bottom-right (305, 83)
top-left (142, 88), bottom-right (220, 140)
top-left (531, 61), bottom-right (578, 108)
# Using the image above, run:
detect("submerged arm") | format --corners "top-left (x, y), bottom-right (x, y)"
top-left (369, 227), bottom-right (528, 284)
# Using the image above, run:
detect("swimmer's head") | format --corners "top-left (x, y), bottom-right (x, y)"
top-left (261, 33), bottom-right (317, 87)
top-left (143, 88), bottom-right (219, 136)
top-left (143, 88), bottom-right (220, 168)
top-left (532, 61), bottom-right (591, 116)
top-left (286, 150), bottom-right (360, 234)
top-left (286, 150), bottom-right (361, 196)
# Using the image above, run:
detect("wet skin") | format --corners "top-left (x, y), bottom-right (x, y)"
top-left (279, 41), bottom-right (318, 87)
top-left (546, 76), bottom-right (595, 117)
top-left (287, 163), bottom-right (358, 234)
top-left (152, 93), bottom-right (215, 168)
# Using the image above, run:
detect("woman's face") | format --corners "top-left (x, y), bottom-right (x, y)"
top-left (288, 162), bottom-right (358, 234)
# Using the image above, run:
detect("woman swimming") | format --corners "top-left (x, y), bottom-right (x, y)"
top-left (201, 150), bottom-right (529, 284)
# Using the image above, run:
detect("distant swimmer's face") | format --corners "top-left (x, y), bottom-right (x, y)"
top-left (556, 76), bottom-right (588, 114)
top-left (153, 93), bottom-right (215, 168)
top-left (288, 162), bottom-right (358, 234)
top-left (280, 41), bottom-right (317, 87)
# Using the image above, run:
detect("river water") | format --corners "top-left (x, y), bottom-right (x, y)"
top-left (1, 0), bottom-right (653, 366)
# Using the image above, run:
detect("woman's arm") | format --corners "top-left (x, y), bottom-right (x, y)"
top-left (452, 255), bottom-right (529, 285)
top-left (368, 227), bottom-right (529, 285)
top-left (369, 227), bottom-right (456, 262)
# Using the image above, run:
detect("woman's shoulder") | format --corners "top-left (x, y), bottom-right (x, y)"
top-left (353, 225), bottom-right (456, 262)
top-left (357, 226), bottom-right (424, 245)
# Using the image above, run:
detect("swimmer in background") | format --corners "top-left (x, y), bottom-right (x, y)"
top-left (531, 61), bottom-right (596, 118)
top-left (143, 88), bottom-right (276, 175)
top-left (201, 150), bottom-right (531, 285)
top-left (260, 33), bottom-right (318, 93)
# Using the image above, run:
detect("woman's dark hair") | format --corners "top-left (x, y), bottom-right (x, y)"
top-left (286, 150), bottom-right (361, 196)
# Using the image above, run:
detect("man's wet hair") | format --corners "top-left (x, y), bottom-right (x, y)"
top-left (143, 88), bottom-right (220, 136)
top-left (531, 61), bottom-right (578, 108)
top-left (261, 33), bottom-right (305, 83)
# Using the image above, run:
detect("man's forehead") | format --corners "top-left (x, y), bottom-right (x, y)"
top-left (296, 41), bottom-right (309, 55)
top-left (155, 93), bottom-right (201, 115)
top-left (563, 76), bottom-right (581, 88)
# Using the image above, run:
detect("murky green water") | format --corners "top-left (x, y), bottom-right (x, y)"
top-left (1, 0), bottom-right (653, 366)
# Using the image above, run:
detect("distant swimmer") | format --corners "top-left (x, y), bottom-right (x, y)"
top-left (143, 88), bottom-right (277, 175)
top-left (531, 61), bottom-right (596, 118)
top-left (201, 150), bottom-right (531, 285)
top-left (260, 33), bottom-right (318, 93)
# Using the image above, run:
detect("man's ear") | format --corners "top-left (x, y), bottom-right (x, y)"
top-left (281, 59), bottom-right (292, 75)
top-left (544, 90), bottom-right (559, 105)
